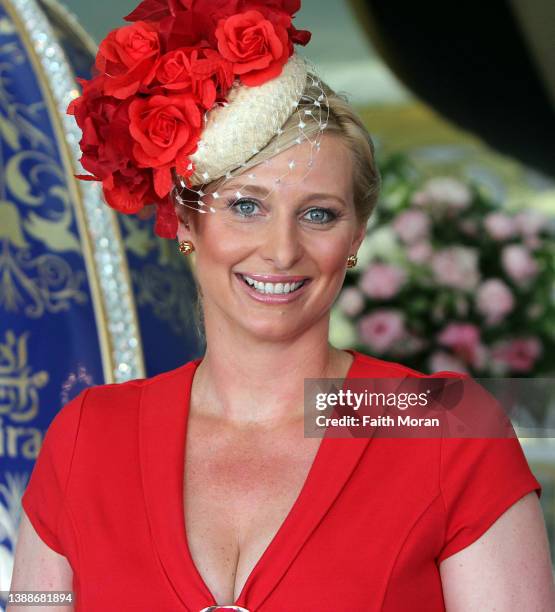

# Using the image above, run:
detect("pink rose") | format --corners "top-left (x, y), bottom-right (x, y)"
top-left (483, 212), bottom-right (516, 241)
top-left (411, 177), bottom-right (471, 213)
top-left (501, 244), bottom-right (539, 286)
top-left (337, 287), bottom-right (365, 317)
top-left (392, 210), bottom-right (430, 244)
top-left (429, 351), bottom-right (469, 375)
top-left (406, 241), bottom-right (433, 264)
top-left (358, 309), bottom-right (405, 353)
top-left (514, 210), bottom-right (548, 236)
top-left (358, 263), bottom-right (407, 300)
top-left (437, 322), bottom-right (487, 369)
top-left (491, 337), bottom-right (542, 373)
top-left (475, 278), bottom-right (514, 325)
top-left (431, 246), bottom-right (480, 291)
top-left (438, 322), bottom-right (479, 348)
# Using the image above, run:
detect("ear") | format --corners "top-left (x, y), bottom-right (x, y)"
top-left (350, 220), bottom-right (368, 254)
top-left (174, 201), bottom-right (193, 243)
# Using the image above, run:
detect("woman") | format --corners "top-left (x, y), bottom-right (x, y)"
top-left (10, 1), bottom-right (555, 610)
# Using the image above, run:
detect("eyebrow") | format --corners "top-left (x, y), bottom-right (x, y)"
top-left (222, 183), bottom-right (270, 197)
top-left (221, 183), bottom-right (348, 208)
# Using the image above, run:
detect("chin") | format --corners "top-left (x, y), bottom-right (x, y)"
top-left (237, 314), bottom-right (307, 341)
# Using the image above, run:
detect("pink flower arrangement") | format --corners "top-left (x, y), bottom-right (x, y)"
top-left (431, 247), bottom-right (480, 291)
top-left (338, 159), bottom-right (555, 377)
top-left (484, 212), bottom-right (517, 241)
top-left (490, 337), bottom-right (543, 374)
top-left (337, 287), bottom-right (365, 317)
top-left (514, 210), bottom-right (548, 236)
top-left (428, 351), bottom-right (469, 375)
top-left (358, 263), bottom-right (407, 300)
top-left (406, 241), bottom-right (433, 264)
top-left (392, 209), bottom-right (430, 244)
top-left (475, 278), bottom-right (515, 326)
top-left (501, 244), bottom-right (539, 287)
top-left (437, 323), bottom-right (487, 370)
top-left (411, 177), bottom-right (472, 214)
top-left (358, 310), bottom-right (405, 353)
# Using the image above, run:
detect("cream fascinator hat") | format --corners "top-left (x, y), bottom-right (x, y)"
top-left (68, 0), bottom-right (328, 239)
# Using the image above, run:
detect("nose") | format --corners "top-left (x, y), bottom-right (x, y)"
top-left (260, 214), bottom-right (304, 270)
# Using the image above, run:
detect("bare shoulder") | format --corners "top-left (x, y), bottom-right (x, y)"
top-left (8, 511), bottom-right (73, 612)
top-left (440, 492), bottom-right (555, 611)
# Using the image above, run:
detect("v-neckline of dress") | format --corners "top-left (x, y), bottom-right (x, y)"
top-left (139, 348), bottom-right (376, 611)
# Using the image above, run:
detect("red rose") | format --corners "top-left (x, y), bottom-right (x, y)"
top-left (103, 165), bottom-right (151, 214)
top-left (187, 47), bottom-right (234, 107)
top-left (96, 21), bottom-right (160, 99)
top-left (154, 47), bottom-right (233, 107)
top-left (155, 49), bottom-right (194, 90)
top-left (128, 94), bottom-right (202, 196)
top-left (238, 1), bottom-right (311, 49)
top-left (68, 79), bottom-right (134, 181)
top-left (215, 9), bottom-right (289, 86)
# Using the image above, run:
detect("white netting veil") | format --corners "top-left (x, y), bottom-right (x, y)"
top-left (173, 54), bottom-right (329, 214)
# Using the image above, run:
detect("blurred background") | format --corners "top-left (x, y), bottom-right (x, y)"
top-left (0, 0), bottom-right (553, 599)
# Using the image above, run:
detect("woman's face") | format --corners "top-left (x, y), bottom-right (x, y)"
top-left (175, 134), bottom-right (367, 340)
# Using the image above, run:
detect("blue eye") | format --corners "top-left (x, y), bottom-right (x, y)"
top-left (304, 208), bottom-right (337, 224)
top-left (227, 198), bottom-right (259, 217)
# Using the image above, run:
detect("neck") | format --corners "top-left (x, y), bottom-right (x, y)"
top-left (190, 311), bottom-right (353, 429)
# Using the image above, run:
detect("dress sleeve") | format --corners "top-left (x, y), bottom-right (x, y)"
top-left (437, 433), bottom-right (542, 564)
top-left (21, 388), bottom-right (89, 555)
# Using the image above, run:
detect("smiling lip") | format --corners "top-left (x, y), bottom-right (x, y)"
top-left (234, 273), bottom-right (311, 304)
top-left (236, 273), bottom-right (310, 282)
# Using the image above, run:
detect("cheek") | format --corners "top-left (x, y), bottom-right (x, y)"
top-left (195, 221), bottom-right (252, 269)
top-left (317, 252), bottom-right (350, 286)
top-left (304, 232), bottom-right (352, 274)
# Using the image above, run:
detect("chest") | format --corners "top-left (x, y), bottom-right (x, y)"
top-left (183, 415), bottom-right (321, 606)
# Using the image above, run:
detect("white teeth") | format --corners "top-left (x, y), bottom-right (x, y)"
top-left (241, 275), bottom-right (306, 295)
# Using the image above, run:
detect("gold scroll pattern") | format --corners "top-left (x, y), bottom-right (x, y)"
top-left (121, 215), bottom-right (197, 337)
top-left (0, 27), bottom-right (88, 319)
top-left (0, 330), bottom-right (48, 425)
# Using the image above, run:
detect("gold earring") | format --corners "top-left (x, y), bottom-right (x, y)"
top-left (178, 240), bottom-right (195, 255)
top-left (346, 254), bottom-right (358, 268)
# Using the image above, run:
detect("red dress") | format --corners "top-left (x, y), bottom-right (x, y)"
top-left (22, 349), bottom-right (542, 611)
